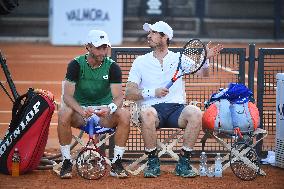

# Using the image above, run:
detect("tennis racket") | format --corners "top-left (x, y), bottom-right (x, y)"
top-left (165, 39), bottom-right (207, 89)
top-left (0, 52), bottom-right (19, 102)
top-left (76, 115), bottom-right (108, 180)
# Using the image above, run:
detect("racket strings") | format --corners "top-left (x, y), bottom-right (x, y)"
top-left (181, 41), bottom-right (206, 73)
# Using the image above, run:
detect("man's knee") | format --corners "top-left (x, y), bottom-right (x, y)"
top-left (180, 105), bottom-right (202, 128)
top-left (115, 108), bottom-right (131, 127)
top-left (58, 107), bottom-right (71, 124)
top-left (184, 105), bottom-right (202, 119)
top-left (140, 107), bottom-right (157, 127)
top-left (71, 112), bottom-right (85, 128)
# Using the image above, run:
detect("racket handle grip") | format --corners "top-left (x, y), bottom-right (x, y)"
top-left (166, 81), bottom-right (174, 89)
top-left (88, 118), bottom-right (94, 137)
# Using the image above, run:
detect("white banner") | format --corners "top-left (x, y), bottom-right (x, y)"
top-left (49, 0), bottom-right (123, 45)
top-left (276, 73), bottom-right (284, 139)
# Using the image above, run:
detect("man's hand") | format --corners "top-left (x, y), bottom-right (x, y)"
top-left (155, 87), bottom-right (169, 98)
top-left (94, 107), bottom-right (110, 117)
top-left (206, 41), bottom-right (223, 59)
top-left (82, 107), bottom-right (95, 118)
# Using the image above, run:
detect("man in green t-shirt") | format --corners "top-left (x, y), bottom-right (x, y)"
top-left (57, 30), bottom-right (130, 179)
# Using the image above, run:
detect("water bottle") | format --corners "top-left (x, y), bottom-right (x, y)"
top-left (214, 153), bottom-right (223, 177)
top-left (11, 148), bottom-right (20, 177)
top-left (199, 151), bottom-right (208, 176)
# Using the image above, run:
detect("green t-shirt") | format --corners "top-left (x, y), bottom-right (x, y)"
top-left (73, 55), bottom-right (114, 106)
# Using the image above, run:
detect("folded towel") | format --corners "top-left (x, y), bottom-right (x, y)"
top-left (261, 151), bottom-right (275, 166)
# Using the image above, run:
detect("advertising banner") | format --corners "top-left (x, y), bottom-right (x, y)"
top-left (49, 0), bottom-right (123, 45)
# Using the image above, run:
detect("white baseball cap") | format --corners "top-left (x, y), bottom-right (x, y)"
top-left (143, 21), bottom-right (173, 40)
top-left (87, 30), bottom-right (111, 47)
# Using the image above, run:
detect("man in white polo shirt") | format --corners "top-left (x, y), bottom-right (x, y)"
top-left (125, 21), bottom-right (223, 178)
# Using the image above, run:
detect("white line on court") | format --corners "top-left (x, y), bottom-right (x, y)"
top-left (214, 64), bottom-right (239, 75)
top-left (214, 64), bottom-right (275, 89)
top-left (7, 60), bottom-right (67, 64)
top-left (0, 111), bottom-right (12, 113)
top-left (0, 110), bottom-right (58, 113)
top-left (0, 122), bottom-right (58, 126)
top-left (0, 81), bottom-right (62, 85)
top-left (30, 55), bottom-right (73, 59)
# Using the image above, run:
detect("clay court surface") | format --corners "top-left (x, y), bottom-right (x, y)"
top-left (0, 41), bottom-right (284, 188)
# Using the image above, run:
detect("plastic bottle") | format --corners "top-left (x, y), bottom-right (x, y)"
top-left (11, 148), bottom-right (20, 177)
top-left (214, 153), bottom-right (223, 177)
top-left (199, 151), bottom-right (208, 176)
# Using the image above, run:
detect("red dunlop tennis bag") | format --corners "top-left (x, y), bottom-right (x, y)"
top-left (0, 88), bottom-right (55, 174)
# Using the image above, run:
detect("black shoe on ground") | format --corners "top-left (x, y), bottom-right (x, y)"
top-left (110, 158), bottom-right (129, 178)
top-left (60, 159), bottom-right (73, 179)
top-left (144, 156), bottom-right (161, 178)
top-left (174, 156), bottom-right (197, 178)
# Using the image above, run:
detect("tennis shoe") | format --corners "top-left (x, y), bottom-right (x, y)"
top-left (174, 156), bottom-right (197, 178)
top-left (144, 156), bottom-right (160, 178)
top-left (60, 159), bottom-right (73, 179)
top-left (110, 158), bottom-right (128, 178)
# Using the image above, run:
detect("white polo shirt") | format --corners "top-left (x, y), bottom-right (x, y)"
top-left (128, 50), bottom-right (186, 106)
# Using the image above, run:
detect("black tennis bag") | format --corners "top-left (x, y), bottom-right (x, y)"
top-left (0, 0), bottom-right (19, 15)
top-left (0, 88), bottom-right (55, 174)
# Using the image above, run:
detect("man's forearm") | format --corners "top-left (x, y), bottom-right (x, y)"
top-left (63, 94), bottom-right (84, 116)
top-left (112, 94), bottom-right (124, 108)
top-left (125, 82), bottom-right (144, 101)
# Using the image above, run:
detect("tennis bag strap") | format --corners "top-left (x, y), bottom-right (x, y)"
top-left (0, 88), bottom-right (55, 174)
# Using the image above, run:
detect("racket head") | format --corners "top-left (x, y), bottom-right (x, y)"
top-left (76, 147), bottom-right (107, 180)
top-left (179, 38), bottom-right (207, 75)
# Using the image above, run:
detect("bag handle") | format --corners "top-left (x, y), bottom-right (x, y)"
top-left (8, 89), bottom-right (35, 133)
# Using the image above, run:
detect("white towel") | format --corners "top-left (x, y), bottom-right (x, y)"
top-left (261, 151), bottom-right (275, 166)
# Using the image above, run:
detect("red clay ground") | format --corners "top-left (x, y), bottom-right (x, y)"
top-left (0, 42), bottom-right (284, 189)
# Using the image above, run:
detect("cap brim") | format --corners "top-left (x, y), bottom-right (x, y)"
top-left (143, 23), bottom-right (151, 32)
top-left (93, 41), bottom-right (111, 47)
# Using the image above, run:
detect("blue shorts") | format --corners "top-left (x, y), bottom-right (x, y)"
top-left (152, 103), bottom-right (185, 128)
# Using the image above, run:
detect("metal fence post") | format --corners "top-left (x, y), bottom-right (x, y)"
top-left (248, 44), bottom-right (256, 95)
top-left (274, 0), bottom-right (282, 39)
top-left (196, 0), bottom-right (205, 36)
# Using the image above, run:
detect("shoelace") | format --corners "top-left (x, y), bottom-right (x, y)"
top-left (148, 158), bottom-right (158, 169)
top-left (63, 160), bottom-right (71, 167)
top-left (61, 160), bottom-right (72, 173)
top-left (181, 157), bottom-right (192, 170)
top-left (114, 157), bottom-right (124, 171)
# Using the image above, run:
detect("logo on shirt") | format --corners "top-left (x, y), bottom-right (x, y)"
top-left (103, 75), bottom-right (108, 80)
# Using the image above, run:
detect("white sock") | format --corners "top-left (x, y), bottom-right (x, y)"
top-left (60, 145), bottom-right (71, 161)
top-left (145, 147), bottom-right (157, 153)
top-left (182, 146), bottom-right (193, 152)
top-left (112, 145), bottom-right (125, 163)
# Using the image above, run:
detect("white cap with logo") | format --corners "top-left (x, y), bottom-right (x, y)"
top-left (87, 30), bottom-right (111, 47)
top-left (143, 21), bottom-right (173, 40)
